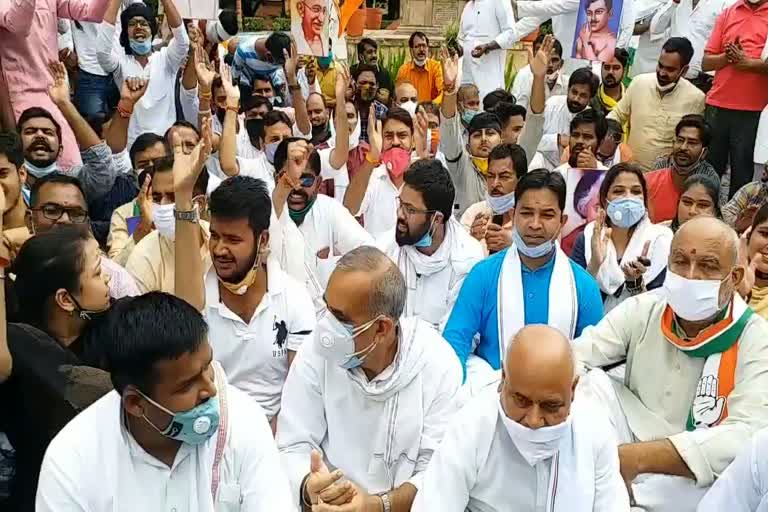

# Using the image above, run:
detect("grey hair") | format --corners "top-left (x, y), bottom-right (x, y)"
top-left (335, 246), bottom-right (406, 319)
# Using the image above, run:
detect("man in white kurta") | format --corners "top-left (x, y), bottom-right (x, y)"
top-left (35, 293), bottom-right (294, 511)
top-left (381, 159), bottom-right (484, 330)
top-left (574, 217), bottom-right (768, 512)
top-left (414, 324), bottom-right (630, 511)
top-left (273, 139), bottom-right (374, 297)
top-left (277, 246), bottom-right (462, 510)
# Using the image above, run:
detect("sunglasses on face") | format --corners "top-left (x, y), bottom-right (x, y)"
top-left (299, 174), bottom-right (317, 187)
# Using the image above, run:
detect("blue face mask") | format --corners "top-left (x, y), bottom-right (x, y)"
top-left (606, 197), bottom-right (646, 229)
top-left (461, 109), bottom-right (479, 125)
top-left (512, 228), bottom-right (556, 259)
top-left (317, 51), bottom-right (334, 68)
top-left (486, 190), bottom-right (516, 214)
top-left (413, 216), bottom-right (436, 248)
top-left (139, 391), bottom-right (220, 445)
top-left (24, 160), bottom-right (58, 179)
top-left (265, 141), bottom-right (280, 165)
top-left (129, 38), bottom-right (152, 56)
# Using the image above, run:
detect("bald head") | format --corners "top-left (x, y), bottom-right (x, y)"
top-left (500, 325), bottom-right (576, 428)
top-left (395, 81), bottom-right (418, 105)
top-left (674, 216), bottom-right (739, 267)
top-left (333, 246), bottom-right (406, 320)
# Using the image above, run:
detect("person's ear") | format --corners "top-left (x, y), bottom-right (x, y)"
top-left (18, 166), bottom-right (27, 186)
top-left (680, 65), bottom-right (689, 79)
top-left (297, 0), bottom-right (305, 15)
top-left (24, 210), bottom-right (34, 235)
top-left (54, 288), bottom-right (77, 315)
top-left (571, 375), bottom-right (580, 397)
top-left (700, 147), bottom-right (708, 161)
top-left (732, 264), bottom-right (746, 290)
top-left (560, 213), bottom-right (569, 229)
top-left (122, 386), bottom-right (147, 419)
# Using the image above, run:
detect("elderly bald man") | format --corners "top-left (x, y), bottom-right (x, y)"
top-left (277, 245), bottom-right (462, 512)
top-left (414, 324), bottom-right (630, 512)
top-left (574, 216), bottom-right (768, 512)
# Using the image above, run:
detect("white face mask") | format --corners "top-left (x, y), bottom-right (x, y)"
top-left (656, 77), bottom-right (678, 93)
top-left (498, 399), bottom-right (571, 466)
top-left (413, 57), bottom-right (427, 67)
top-left (663, 269), bottom-right (729, 321)
top-left (314, 308), bottom-right (383, 370)
top-left (152, 203), bottom-right (176, 241)
top-left (400, 100), bottom-right (418, 116)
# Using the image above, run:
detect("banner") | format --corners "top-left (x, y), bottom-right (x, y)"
top-left (176, 0), bottom-right (219, 20)
top-left (292, 0), bottom-right (331, 56)
top-left (571, 0), bottom-right (624, 63)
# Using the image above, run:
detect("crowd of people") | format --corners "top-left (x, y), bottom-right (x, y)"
top-left (0, 0), bottom-right (767, 509)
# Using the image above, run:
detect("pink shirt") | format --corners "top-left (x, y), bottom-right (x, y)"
top-left (0, 0), bottom-right (110, 169)
top-left (705, 0), bottom-right (768, 112)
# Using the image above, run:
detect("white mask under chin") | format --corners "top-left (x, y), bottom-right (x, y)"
top-left (497, 399), bottom-right (571, 467)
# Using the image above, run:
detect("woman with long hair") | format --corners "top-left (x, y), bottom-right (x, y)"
top-left (667, 174), bottom-right (722, 233)
top-left (572, 163), bottom-right (673, 312)
top-left (745, 204), bottom-right (768, 319)
top-left (0, 225), bottom-right (113, 510)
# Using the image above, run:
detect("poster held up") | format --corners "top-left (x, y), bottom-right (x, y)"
top-left (176, 0), bottom-right (220, 20)
top-left (571, 0), bottom-right (624, 63)
top-left (292, 0), bottom-right (331, 56)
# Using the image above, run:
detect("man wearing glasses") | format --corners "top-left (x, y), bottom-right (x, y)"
top-left (272, 139), bottom-right (373, 297)
top-left (296, 0), bottom-right (328, 57)
top-left (3, 173), bottom-right (138, 299)
top-left (381, 159), bottom-right (483, 331)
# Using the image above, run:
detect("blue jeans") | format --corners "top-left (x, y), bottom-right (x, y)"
top-left (74, 69), bottom-right (118, 119)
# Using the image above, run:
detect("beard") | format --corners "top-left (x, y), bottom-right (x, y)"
top-left (566, 99), bottom-right (585, 113)
top-left (218, 244), bottom-right (259, 284)
top-left (395, 219), bottom-right (430, 246)
top-left (603, 75), bottom-right (619, 88)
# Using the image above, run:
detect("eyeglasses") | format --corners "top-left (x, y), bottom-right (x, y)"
top-left (397, 197), bottom-right (435, 216)
top-left (128, 19), bottom-right (151, 29)
top-left (31, 204), bottom-right (89, 224)
top-left (302, 2), bottom-right (327, 15)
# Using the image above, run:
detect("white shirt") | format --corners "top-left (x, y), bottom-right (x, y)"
top-left (650, 0), bottom-right (736, 77)
top-left (698, 429), bottom-right (768, 511)
top-left (71, 0), bottom-right (141, 76)
top-left (205, 261), bottom-right (316, 418)
top-left (356, 165), bottom-right (401, 240)
top-left (205, 153), bottom-right (275, 195)
top-left (277, 317), bottom-right (463, 497)
top-left (289, 194), bottom-right (374, 289)
top-left (381, 220), bottom-right (484, 330)
top-left (511, 64), bottom-right (569, 111)
top-left (413, 388), bottom-right (630, 512)
top-left (97, 23), bottom-right (190, 150)
top-left (318, 146), bottom-right (350, 200)
top-left (36, 386), bottom-right (295, 511)
top-left (540, 96), bottom-right (581, 168)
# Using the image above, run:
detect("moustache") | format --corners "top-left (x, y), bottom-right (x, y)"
top-left (30, 138), bottom-right (52, 151)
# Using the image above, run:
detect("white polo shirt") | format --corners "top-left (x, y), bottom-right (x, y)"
top-left (356, 165), bottom-right (401, 240)
top-left (204, 260), bottom-right (316, 418)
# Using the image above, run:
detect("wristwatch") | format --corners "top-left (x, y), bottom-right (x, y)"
top-left (174, 207), bottom-right (199, 224)
top-left (379, 492), bottom-right (391, 512)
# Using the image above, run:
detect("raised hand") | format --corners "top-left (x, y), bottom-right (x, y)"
top-left (195, 45), bottom-right (216, 91)
top-left (219, 60), bottom-right (240, 103)
top-left (413, 109), bottom-right (429, 159)
top-left (470, 212), bottom-right (490, 241)
top-left (530, 34), bottom-right (554, 77)
top-left (284, 40), bottom-right (300, 83)
top-left (576, 147), bottom-right (598, 170)
top-left (335, 63), bottom-right (350, 100)
top-left (367, 106), bottom-right (383, 162)
top-left (283, 140), bottom-right (310, 187)
top-left (485, 222), bottom-right (513, 252)
top-left (440, 47), bottom-right (459, 93)
top-left (47, 61), bottom-right (71, 106)
top-left (120, 77), bottom-right (149, 107)
top-left (590, 208), bottom-right (612, 270)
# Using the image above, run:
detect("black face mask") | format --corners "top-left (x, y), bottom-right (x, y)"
top-left (310, 124), bottom-right (331, 145)
top-left (245, 118), bottom-right (265, 148)
top-left (70, 295), bottom-right (113, 323)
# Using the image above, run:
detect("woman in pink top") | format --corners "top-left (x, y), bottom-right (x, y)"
top-left (0, 0), bottom-right (111, 170)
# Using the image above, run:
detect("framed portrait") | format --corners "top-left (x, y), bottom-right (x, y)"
top-left (292, 0), bottom-right (331, 56)
top-left (571, 0), bottom-right (624, 63)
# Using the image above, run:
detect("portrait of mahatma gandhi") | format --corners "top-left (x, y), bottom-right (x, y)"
top-left (294, 0), bottom-right (328, 56)
top-left (574, 0), bottom-right (618, 62)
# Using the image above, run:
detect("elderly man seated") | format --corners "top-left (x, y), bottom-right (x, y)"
top-left (414, 324), bottom-right (630, 511)
top-left (277, 246), bottom-right (463, 511)
top-left (574, 216), bottom-right (768, 512)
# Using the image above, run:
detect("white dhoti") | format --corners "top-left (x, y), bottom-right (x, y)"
top-left (578, 370), bottom-right (709, 512)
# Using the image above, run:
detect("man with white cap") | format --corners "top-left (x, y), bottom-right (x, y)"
top-left (414, 324), bottom-right (630, 511)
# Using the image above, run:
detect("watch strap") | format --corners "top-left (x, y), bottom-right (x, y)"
top-left (174, 207), bottom-right (199, 223)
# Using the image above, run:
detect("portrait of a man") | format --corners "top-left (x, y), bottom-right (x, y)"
top-left (573, 0), bottom-right (620, 62)
top-left (293, 0), bottom-right (330, 56)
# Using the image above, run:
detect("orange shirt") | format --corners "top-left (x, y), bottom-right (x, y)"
top-left (395, 59), bottom-right (444, 103)
top-left (645, 168), bottom-right (682, 223)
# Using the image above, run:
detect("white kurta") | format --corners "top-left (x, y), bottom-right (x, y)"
top-left (540, 96), bottom-right (580, 168)
top-left (459, 0), bottom-right (539, 100)
top-left (355, 165), bottom-right (401, 240)
top-left (277, 317), bottom-right (463, 497)
top-left (511, 64), bottom-right (569, 111)
top-left (289, 194), bottom-right (374, 290)
top-left (36, 386), bottom-right (294, 511)
top-left (381, 219), bottom-right (484, 330)
top-left (413, 388), bottom-right (630, 512)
